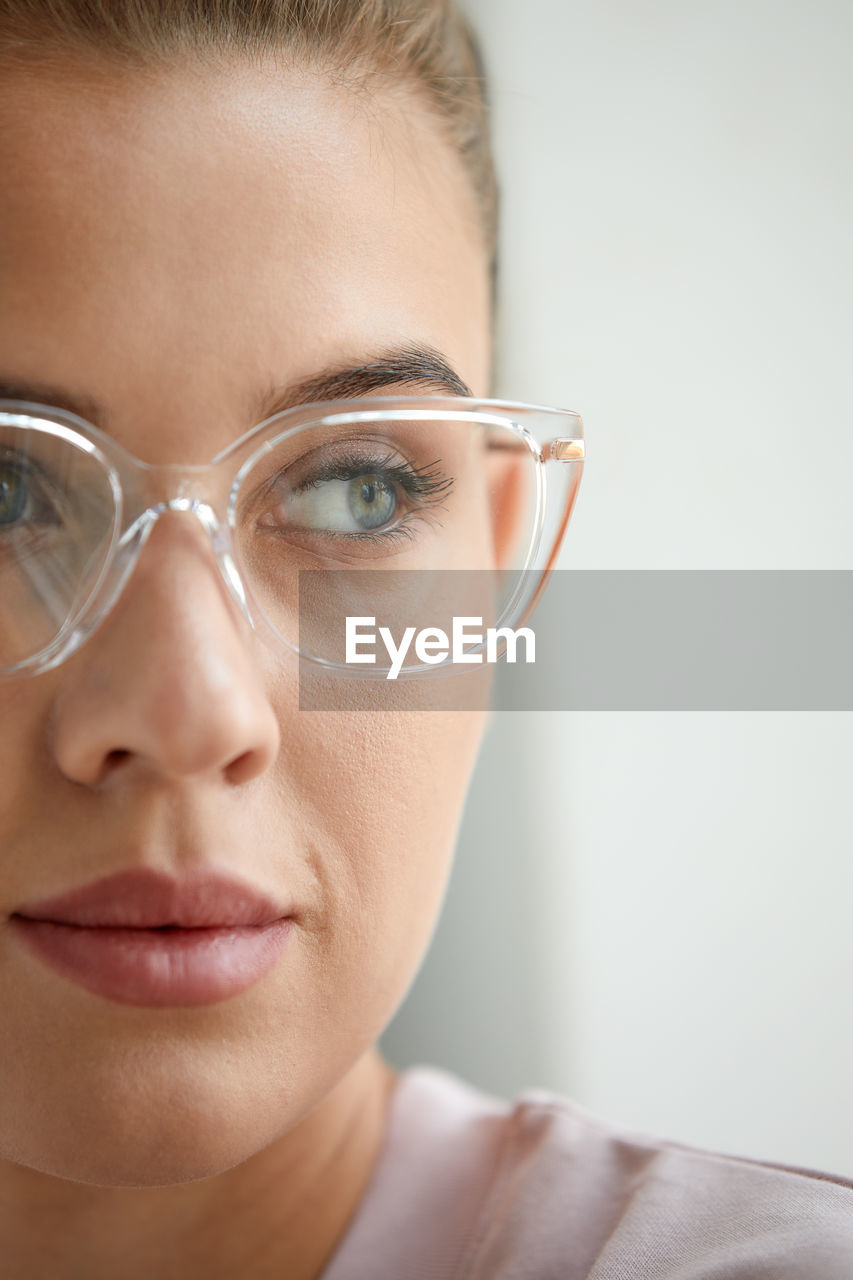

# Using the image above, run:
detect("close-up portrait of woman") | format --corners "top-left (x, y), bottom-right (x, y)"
top-left (0, 0), bottom-right (851, 1276)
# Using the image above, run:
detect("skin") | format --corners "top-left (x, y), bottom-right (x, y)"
top-left (0, 49), bottom-right (491, 1280)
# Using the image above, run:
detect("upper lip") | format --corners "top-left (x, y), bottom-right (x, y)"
top-left (10, 867), bottom-right (291, 929)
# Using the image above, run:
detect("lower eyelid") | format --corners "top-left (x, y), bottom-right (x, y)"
top-left (304, 509), bottom-right (436, 544)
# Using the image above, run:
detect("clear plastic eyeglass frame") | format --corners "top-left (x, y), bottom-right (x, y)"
top-left (0, 395), bottom-right (584, 680)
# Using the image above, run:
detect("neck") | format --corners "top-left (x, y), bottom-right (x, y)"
top-left (0, 1048), bottom-right (400, 1280)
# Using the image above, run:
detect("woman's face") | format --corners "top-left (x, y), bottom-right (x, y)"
top-left (0, 53), bottom-right (490, 1184)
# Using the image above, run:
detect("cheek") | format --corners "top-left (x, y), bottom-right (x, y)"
top-left (0, 684), bottom-right (55, 872)
top-left (273, 705), bottom-right (485, 1014)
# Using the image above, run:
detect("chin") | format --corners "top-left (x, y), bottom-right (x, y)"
top-left (0, 1044), bottom-right (298, 1188)
top-left (3, 1102), bottom-right (281, 1189)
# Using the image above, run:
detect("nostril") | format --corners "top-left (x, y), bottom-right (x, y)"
top-left (104, 748), bottom-right (131, 768)
top-left (226, 748), bottom-right (271, 787)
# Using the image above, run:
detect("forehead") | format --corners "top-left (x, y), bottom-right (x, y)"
top-left (0, 54), bottom-right (489, 455)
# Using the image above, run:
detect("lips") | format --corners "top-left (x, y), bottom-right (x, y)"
top-left (8, 867), bottom-right (295, 1007)
top-left (10, 866), bottom-right (290, 929)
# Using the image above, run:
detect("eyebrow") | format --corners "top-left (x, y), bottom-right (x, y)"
top-left (0, 344), bottom-right (473, 431)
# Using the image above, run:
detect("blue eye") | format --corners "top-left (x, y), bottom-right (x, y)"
top-left (0, 462), bottom-right (31, 527)
top-left (256, 447), bottom-right (454, 544)
top-left (348, 475), bottom-right (397, 529)
top-left (0, 452), bottom-right (68, 537)
top-left (284, 472), bottom-right (398, 534)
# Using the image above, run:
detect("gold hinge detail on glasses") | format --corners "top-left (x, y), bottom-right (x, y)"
top-left (552, 438), bottom-right (585, 461)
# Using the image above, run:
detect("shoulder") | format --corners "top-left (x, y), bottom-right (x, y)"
top-left (330, 1065), bottom-right (853, 1280)
top-left (475, 1076), bottom-right (853, 1279)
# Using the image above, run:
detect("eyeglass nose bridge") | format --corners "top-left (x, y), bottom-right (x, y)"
top-left (107, 493), bottom-right (256, 644)
top-left (143, 488), bottom-right (252, 609)
top-left (36, 490), bottom-right (269, 680)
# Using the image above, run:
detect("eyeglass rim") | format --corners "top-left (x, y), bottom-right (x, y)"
top-left (0, 393), bottom-right (583, 474)
top-left (0, 393), bottom-right (584, 679)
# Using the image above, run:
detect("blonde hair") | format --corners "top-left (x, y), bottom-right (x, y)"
top-left (0, 0), bottom-right (497, 280)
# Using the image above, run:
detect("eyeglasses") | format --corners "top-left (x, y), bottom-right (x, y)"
top-left (0, 395), bottom-right (584, 679)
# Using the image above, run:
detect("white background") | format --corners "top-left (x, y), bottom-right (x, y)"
top-left (381, 0), bottom-right (853, 1176)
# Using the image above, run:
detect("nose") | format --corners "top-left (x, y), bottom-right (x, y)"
top-left (48, 511), bottom-right (281, 789)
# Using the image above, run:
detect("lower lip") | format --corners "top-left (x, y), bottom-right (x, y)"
top-left (9, 916), bottom-right (294, 1007)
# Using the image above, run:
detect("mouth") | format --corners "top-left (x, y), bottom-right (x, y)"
top-left (10, 864), bottom-right (291, 928)
top-left (9, 866), bottom-right (295, 1007)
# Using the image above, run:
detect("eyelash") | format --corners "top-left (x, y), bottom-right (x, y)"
top-left (291, 449), bottom-right (455, 544)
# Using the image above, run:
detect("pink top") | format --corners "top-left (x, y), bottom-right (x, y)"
top-left (319, 1064), bottom-right (853, 1279)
